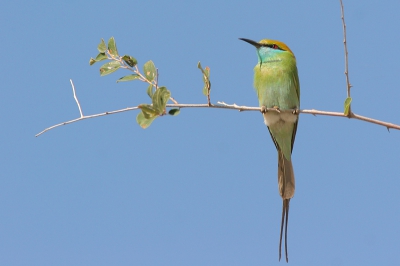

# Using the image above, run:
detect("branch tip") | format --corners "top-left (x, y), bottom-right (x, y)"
top-left (70, 79), bottom-right (84, 118)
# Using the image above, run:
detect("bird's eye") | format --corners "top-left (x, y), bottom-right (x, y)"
top-left (272, 44), bottom-right (279, 49)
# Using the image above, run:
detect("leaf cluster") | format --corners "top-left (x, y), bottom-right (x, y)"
top-left (89, 37), bottom-right (183, 128)
top-left (89, 37), bottom-right (211, 128)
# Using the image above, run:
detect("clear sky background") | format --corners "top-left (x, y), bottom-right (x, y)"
top-left (1, 0), bottom-right (400, 265)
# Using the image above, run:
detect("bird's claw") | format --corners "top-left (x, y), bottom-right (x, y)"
top-left (261, 106), bottom-right (282, 114)
top-left (261, 106), bottom-right (267, 114)
top-left (273, 106), bottom-right (281, 113)
top-left (292, 108), bottom-right (299, 115)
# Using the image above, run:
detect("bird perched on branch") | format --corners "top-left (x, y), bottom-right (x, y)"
top-left (240, 38), bottom-right (300, 263)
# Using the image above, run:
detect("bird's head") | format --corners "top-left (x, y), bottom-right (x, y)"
top-left (239, 38), bottom-right (295, 63)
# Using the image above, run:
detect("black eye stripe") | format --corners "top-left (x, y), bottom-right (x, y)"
top-left (262, 44), bottom-right (283, 50)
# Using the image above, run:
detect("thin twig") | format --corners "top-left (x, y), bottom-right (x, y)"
top-left (155, 68), bottom-right (159, 90)
top-left (207, 86), bottom-right (211, 106)
top-left (70, 79), bottom-right (83, 118)
top-left (132, 65), bottom-right (149, 83)
top-left (340, 0), bottom-right (352, 114)
top-left (169, 97), bottom-right (179, 104)
top-left (205, 68), bottom-right (211, 106)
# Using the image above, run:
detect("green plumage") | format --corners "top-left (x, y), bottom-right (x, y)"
top-left (240, 38), bottom-right (300, 263)
top-left (254, 50), bottom-right (299, 161)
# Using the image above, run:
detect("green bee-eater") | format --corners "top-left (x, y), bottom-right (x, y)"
top-left (240, 38), bottom-right (300, 262)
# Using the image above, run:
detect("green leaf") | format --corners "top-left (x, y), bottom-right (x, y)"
top-left (99, 61), bottom-right (120, 76)
top-left (108, 37), bottom-right (119, 57)
top-left (168, 109), bottom-right (180, 116)
top-left (198, 62), bottom-right (211, 96)
top-left (95, 52), bottom-right (107, 62)
top-left (152, 87), bottom-right (171, 114)
top-left (90, 53), bottom-right (108, 66)
top-left (203, 66), bottom-right (210, 79)
top-left (198, 61), bottom-right (210, 78)
top-left (89, 58), bottom-right (96, 66)
top-left (202, 85), bottom-right (208, 96)
top-left (116, 74), bottom-right (140, 83)
top-left (136, 111), bottom-right (157, 129)
top-left (146, 84), bottom-right (154, 98)
top-left (97, 39), bottom-right (107, 53)
top-left (344, 97), bottom-right (352, 115)
top-left (143, 60), bottom-right (156, 81)
top-left (122, 55), bottom-right (137, 67)
top-left (138, 104), bottom-right (159, 118)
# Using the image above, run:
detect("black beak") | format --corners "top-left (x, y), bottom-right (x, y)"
top-left (239, 38), bottom-right (261, 49)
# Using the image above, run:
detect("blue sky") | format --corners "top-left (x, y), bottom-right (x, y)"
top-left (1, 0), bottom-right (400, 265)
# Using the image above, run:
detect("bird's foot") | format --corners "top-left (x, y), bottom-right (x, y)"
top-left (260, 106), bottom-right (267, 114)
top-left (261, 106), bottom-right (282, 114)
top-left (292, 108), bottom-right (299, 115)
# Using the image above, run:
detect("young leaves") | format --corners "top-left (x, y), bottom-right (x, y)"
top-left (136, 112), bottom-right (158, 129)
top-left (116, 74), bottom-right (140, 83)
top-left (198, 62), bottom-right (211, 96)
top-left (137, 87), bottom-right (172, 129)
top-left (98, 39), bottom-right (107, 53)
top-left (90, 38), bottom-right (140, 81)
top-left (95, 53), bottom-right (107, 62)
top-left (143, 60), bottom-right (156, 82)
top-left (146, 84), bottom-right (154, 98)
top-left (89, 39), bottom-right (108, 65)
top-left (99, 61), bottom-right (120, 76)
top-left (344, 97), bottom-right (352, 116)
top-left (152, 87), bottom-right (170, 114)
top-left (138, 104), bottom-right (159, 119)
top-left (89, 37), bottom-right (178, 129)
top-left (108, 37), bottom-right (119, 57)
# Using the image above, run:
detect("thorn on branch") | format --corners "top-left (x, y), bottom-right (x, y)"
top-left (170, 97), bottom-right (178, 104)
top-left (273, 106), bottom-right (281, 113)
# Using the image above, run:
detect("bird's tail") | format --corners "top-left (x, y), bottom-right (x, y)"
top-left (278, 150), bottom-right (295, 262)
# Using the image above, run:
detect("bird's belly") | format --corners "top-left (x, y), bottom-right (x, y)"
top-left (263, 112), bottom-right (297, 127)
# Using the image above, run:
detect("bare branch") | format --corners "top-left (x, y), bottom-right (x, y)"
top-left (340, 0), bottom-right (352, 114)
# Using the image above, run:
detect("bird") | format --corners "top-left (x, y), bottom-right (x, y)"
top-left (239, 38), bottom-right (300, 262)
